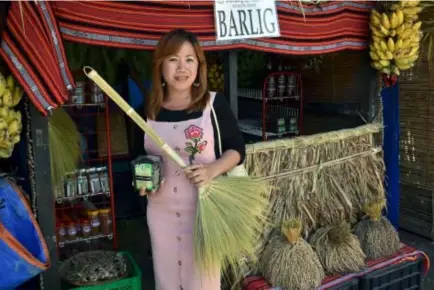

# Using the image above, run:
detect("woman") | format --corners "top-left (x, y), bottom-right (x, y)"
top-left (135, 29), bottom-right (245, 290)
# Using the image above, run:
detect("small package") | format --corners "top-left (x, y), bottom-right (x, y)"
top-left (131, 155), bottom-right (163, 191)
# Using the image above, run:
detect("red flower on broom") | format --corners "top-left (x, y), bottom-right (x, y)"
top-left (184, 125), bottom-right (207, 164)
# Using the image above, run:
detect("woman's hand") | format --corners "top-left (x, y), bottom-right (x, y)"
top-left (185, 164), bottom-right (218, 187)
top-left (139, 179), bottom-right (165, 197)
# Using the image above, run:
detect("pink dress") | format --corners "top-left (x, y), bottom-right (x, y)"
top-left (144, 93), bottom-right (221, 290)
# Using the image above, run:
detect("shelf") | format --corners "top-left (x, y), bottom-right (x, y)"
top-left (238, 88), bottom-right (300, 101)
top-left (62, 103), bottom-right (105, 108)
top-left (238, 119), bottom-right (299, 138)
top-left (56, 191), bottom-right (110, 204)
top-left (58, 233), bottom-right (113, 248)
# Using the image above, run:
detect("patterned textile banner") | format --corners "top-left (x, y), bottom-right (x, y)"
top-left (0, 1), bottom-right (374, 115)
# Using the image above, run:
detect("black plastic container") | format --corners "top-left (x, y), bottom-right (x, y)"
top-left (359, 257), bottom-right (424, 290)
top-left (323, 277), bottom-right (359, 290)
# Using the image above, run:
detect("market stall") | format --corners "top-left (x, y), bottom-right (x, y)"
top-left (0, 1), bottom-right (427, 290)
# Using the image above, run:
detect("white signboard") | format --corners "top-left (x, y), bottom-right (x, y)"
top-left (214, 0), bottom-right (281, 41)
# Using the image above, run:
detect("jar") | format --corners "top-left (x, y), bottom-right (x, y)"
top-left (57, 223), bottom-right (66, 243)
top-left (80, 219), bottom-right (92, 238)
top-left (87, 210), bottom-right (100, 236)
top-left (67, 221), bottom-right (77, 241)
top-left (99, 208), bottom-right (112, 235)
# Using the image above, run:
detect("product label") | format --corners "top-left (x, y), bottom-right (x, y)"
top-left (82, 225), bottom-right (91, 233)
top-left (59, 229), bottom-right (66, 236)
top-left (68, 228), bottom-right (77, 235)
top-left (91, 220), bottom-right (100, 227)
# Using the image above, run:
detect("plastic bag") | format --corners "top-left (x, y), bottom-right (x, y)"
top-left (0, 178), bottom-right (50, 289)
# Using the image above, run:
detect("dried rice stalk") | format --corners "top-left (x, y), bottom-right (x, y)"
top-left (309, 222), bottom-right (365, 275)
top-left (354, 199), bottom-right (400, 260)
top-left (260, 219), bottom-right (324, 290)
top-left (244, 124), bottom-right (385, 234)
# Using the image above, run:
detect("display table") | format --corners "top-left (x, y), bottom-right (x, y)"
top-left (242, 244), bottom-right (430, 290)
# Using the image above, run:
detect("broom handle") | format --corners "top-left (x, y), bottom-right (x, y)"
top-left (83, 66), bottom-right (188, 169)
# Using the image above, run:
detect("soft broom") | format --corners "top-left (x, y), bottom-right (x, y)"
top-left (354, 198), bottom-right (400, 259)
top-left (83, 67), bottom-right (269, 275)
top-left (260, 219), bottom-right (325, 290)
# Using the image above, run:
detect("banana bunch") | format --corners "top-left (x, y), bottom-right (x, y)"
top-left (369, 0), bottom-right (423, 79)
top-left (0, 72), bottom-right (24, 158)
top-left (208, 63), bottom-right (224, 92)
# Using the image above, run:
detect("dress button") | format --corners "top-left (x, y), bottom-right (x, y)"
top-left (178, 260), bottom-right (182, 266)
top-left (174, 187), bottom-right (177, 193)
top-left (173, 125), bottom-right (178, 129)
top-left (176, 212), bottom-right (181, 217)
top-left (175, 146), bottom-right (180, 152)
top-left (177, 236), bottom-right (181, 241)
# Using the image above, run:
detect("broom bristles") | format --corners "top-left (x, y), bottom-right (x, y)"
top-left (195, 176), bottom-right (270, 275)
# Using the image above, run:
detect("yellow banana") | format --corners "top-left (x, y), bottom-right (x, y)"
top-left (382, 67), bottom-right (391, 75)
top-left (372, 35), bottom-right (382, 43)
top-left (379, 60), bottom-right (390, 67)
top-left (402, 7), bottom-right (423, 15)
top-left (395, 39), bottom-right (403, 50)
top-left (387, 37), bottom-right (395, 52)
top-left (2, 89), bottom-right (12, 107)
top-left (371, 62), bottom-right (383, 70)
top-left (390, 29), bottom-right (397, 37)
top-left (400, 28), bottom-right (413, 39)
top-left (370, 51), bottom-right (380, 61)
top-left (370, 14), bottom-right (381, 27)
top-left (373, 41), bottom-right (382, 52)
top-left (372, 10), bottom-right (382, 19)
top-left (378, 51), bottom-right (389, 60)
top-left (7, 120), bottom-right (20, 135)
top-left (406, 0), bottom-right (420, 7)
top-left (386, 51), bottom-right (394, 60)
top-left (0, 73), bottom-right (5, 98)
top-left (396, 63), bottom-right (413, 70)
top-left (400, 0), bottom-right (408, 7)
top-left (392, 66), bottom-right (401, 76)
top-left (6, 75), bottom-right (14, 91)
top-left (412, 21), bottom-right (422, 31)
top-left (407, 46), bottom-right (419, 57)
top-left (380, 40), bottom-right (388, 52)
top-left (381, 13), bottom-right (391, 29)
top-left (12, 86), bottom-right (23, 107)
top-left (390, 13), bottom-right (398, 29)
top-left (402, 38), bottom-right (412, 49)
top-left (396, 10), bottom-right (404, 25)
top-left (11, 134), bottom-right (20, 144)
top-left (396, 24), bottom-right (405, 35)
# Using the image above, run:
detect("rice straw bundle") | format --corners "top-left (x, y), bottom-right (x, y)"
top-left (354, 199), bottom-right (400, 260)
top-left (245, 125), bottom-right (385, 234)
top-left (48, 107), bottom-right (81, 189)
top-left (83, 67), bottom-right (269, 275)
top-left (260, 219), bottom-right (324, 290)
top-left (309, 222), bottom-right (365, 275)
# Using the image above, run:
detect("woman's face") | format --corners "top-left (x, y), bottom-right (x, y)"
top-left (162, 41), bottom-right (199, 94)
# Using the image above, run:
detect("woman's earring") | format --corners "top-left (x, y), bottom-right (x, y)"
top-left (162, 81), bottom-right (166, 87)
top-left (193, 82), bottom-right (200, 87)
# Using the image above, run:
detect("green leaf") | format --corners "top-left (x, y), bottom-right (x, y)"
top-left (185, 147), bottom-right (195, 154)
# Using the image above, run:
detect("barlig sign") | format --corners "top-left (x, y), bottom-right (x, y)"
top-left (214, 0), bottom-right (280, 41)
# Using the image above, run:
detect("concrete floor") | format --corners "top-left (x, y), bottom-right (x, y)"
top-left (117, 218), bottom-right (434, 290)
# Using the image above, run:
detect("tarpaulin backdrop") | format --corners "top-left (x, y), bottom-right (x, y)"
top-left (0, 0), bottom-right (374, 115)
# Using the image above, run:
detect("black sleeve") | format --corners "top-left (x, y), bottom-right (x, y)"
top-left (128, 103), bottom-right (147, 159)
top-left (212, 93), bottom-right (246, 164)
